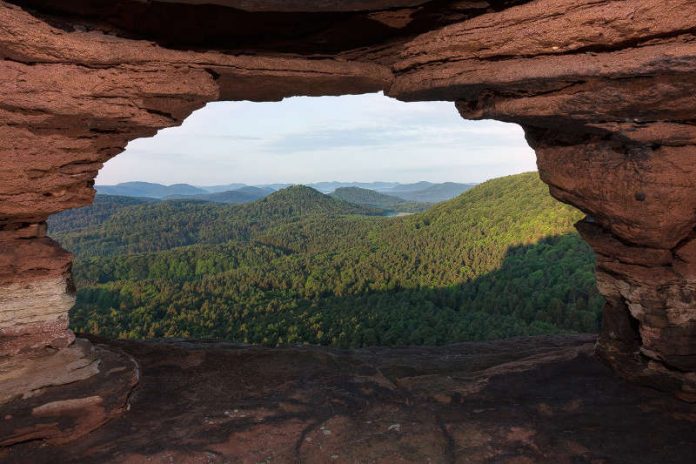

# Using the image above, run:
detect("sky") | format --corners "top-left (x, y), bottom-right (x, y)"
top-left (96, 93), bottom-right (536, 186)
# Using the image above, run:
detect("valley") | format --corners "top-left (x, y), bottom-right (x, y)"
top-left (95, 180), bottom-right (476, 207)
top-left (50, 173), bottom-right (602, 347)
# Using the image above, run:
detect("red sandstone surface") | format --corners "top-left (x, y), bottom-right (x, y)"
top-left (0, 0), bottom-right (695, 449)
top-left (2, 335), bottom-right (695, 464)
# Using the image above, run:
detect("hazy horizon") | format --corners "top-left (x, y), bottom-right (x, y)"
top-left (96, 93), bottom-right (536, 186)
top-left (96, 179), bottom-right (481, 187)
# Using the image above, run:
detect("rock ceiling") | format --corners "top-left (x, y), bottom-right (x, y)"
top-left (0, 0), bottom-right (694, 446)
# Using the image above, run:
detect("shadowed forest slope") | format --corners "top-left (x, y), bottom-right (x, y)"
top-left (50, 173), bottom-right (603, 346)
top-left (330, 187), bottom-right (429, 213)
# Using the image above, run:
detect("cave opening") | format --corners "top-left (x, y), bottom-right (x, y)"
top-left (46, 93), bottom-right (604, 348)
top-left (3, 0), bottom-right (696, 455)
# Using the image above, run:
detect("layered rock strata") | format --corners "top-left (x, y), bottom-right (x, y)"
top-left (0, 0), bottom-right (695, 445)
top-left (0, 339), bottom-right (138, 446)
top-left (3, 336), bottom-right (695, 464)
top-left (0, 224), bottom-right (74, 356)
top-left (386, 0), bottom-right (696, 399)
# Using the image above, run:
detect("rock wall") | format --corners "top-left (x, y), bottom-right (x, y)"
top-left (0, 0), bottom-right (694, 444)
top-left (386, 0), bottom-right (696, 399)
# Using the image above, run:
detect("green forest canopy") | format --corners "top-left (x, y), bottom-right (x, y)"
top-left (50, 172), bottom-right (603, 347)
top-left (330, 186), bottom-right (429, 213)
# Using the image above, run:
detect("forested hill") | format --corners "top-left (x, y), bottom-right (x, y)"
top-left (242, 185), bottom-right (381, 218)
top-left (330, 187), bottom-right (429, 213)
top-left (52, 172), bottom-right (604, 347)
top-left (50, 185), bottom-right (380, 256)
top-left (386, 182), bottom-right (475, 203)
top-left (97, 181), bottom-right (207, 198)
top-left (48, 195), bottom-right (155, 234)
top-left (163, 186), bottom-right (272, 204)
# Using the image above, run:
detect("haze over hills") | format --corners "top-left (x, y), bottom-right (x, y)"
top-left (385, 182), bottom-right (476, 202)
top-left (197, 183), bottom-right (247, 193)
top-left (95, 180), bottom-right (477, 204)
top-left (330, 187), bottom-right (429, 213)
top-left (52, 185), bottom-right (381, 257)
top-left (96, 181), bottom-right (208, 198)
top-left (308, 181), bottom-right (401, 193)
top-left (164, 186), bottom-right (274, 204)
top-left (380, 181), bottom-right (434, 193)
top-left (52, 173), bottom-right (602, 346)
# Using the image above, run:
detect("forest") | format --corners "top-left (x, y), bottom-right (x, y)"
top-left (49, 172), bottom-right (603, 347)
top-left (330, 187), bottom-right (429, 213)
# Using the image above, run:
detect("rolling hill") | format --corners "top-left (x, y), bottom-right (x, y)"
top-left (52, 173), bottom-right (603, 347)
top-left (164, 186), bottom-right (274, 204)
top-left (309, 181), bottom-right (400, 193)
top-left (198, 183), bottom-right (248, 193)
top-left (96, 181), bottom-right (207, 198)
top-left (48, 195), bottom-right (156, 234)
top-left (330, 187), bottom-right (429, 213)
top-left (95, 180), bottom-right (478, 204)
top-left (50, 185), bottom-right (381, 256)
top-left (386, 182), bottom-right (476, 203)
top-left (381, 181), bottom-right (434, 193)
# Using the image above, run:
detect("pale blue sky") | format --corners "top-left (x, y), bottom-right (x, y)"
top-left (97, 93), bottom-right (536, 185)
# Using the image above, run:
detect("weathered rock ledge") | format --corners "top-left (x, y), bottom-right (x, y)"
top-left (0, 0), bottom-right (695, 442)
top-left (0, 339), bottom-right (138, 447)
top-left (1, 335), bottom-right (694, 464)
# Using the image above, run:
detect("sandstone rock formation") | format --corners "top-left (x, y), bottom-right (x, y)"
top-left (1, 0), bottom-right (695, 446)
top-left (0, 339), bottom-right (138, 446)
top-left (2, 336), bottom-right (695, 463)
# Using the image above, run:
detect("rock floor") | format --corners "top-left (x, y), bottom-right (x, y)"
top-left (2, 335), bottom-right (694, 464)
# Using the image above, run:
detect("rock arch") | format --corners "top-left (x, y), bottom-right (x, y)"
top-left (1, 0), bottom-right (694, 444)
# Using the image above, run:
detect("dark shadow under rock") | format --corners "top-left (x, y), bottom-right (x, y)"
top-left (2, 334), bottom-right (694, 463)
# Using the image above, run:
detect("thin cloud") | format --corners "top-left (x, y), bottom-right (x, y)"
top-left (263, 127), bottom-right (410, 152)
top-left (98, 94), bottom-right (535, 185)
top-left (262, 123), bottom-right (527, 153)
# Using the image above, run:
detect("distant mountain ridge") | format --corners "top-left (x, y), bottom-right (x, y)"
top-left (330, 187), bottom-right (429, 213)
top-left (380, 181), bottom-right (434, 193)
top-left (97, 182), bottom-right (207, 198)
top-left (242, 185), bottom-right (382, 220)
top-left (52, 172), bottom-right (603, 348)
top-left (198, 183), bottom-right (247, 193)
top-left (164, 186), bottom-right (274, 204)
top-left (309, 182), bottom-right (401, 193)
top-left (96, 180), bottom-right (479, 203)
top-left (50, 185), bottom-right (382, 255)
top-left (385, 182), bottom-right (476, 203)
